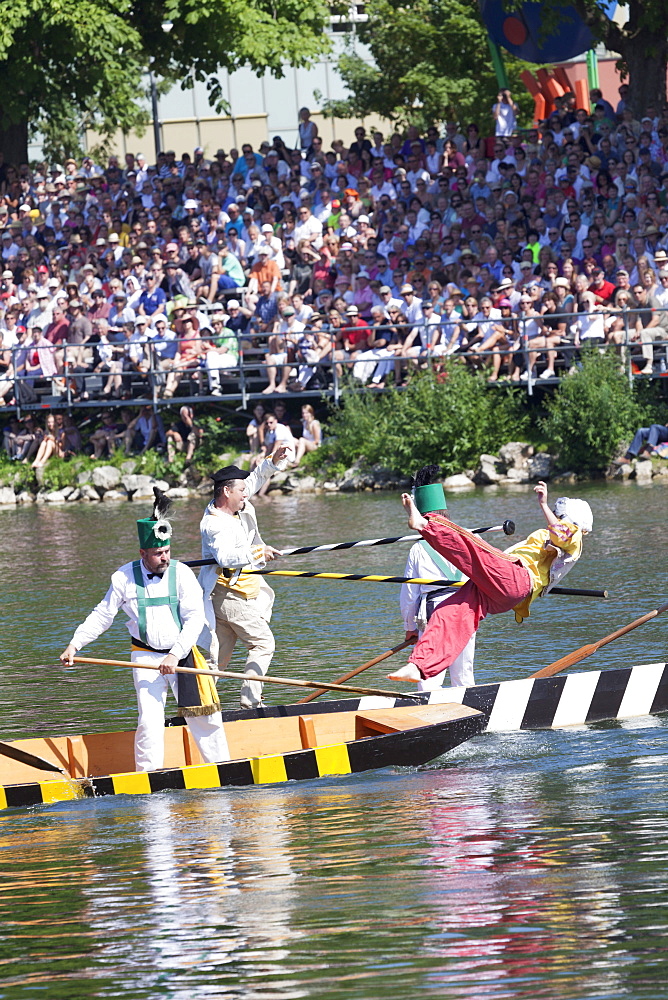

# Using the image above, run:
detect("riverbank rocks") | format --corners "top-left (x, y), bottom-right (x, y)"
top-left (44, 490), bottom-right (69, 503)
top-left (102, 489), bottom-right (127, 502)
top-left (80, 484), bottom-right (101, 502)
top-left (165, 487), bottom-right (190, 499)
top-left (0, 484), bottom-right (18, 505)
top-left (16, 491), bottom-right (35, 504)
top-left (474, 442), bottom-right (554, 485)
top-left (92, 465), bottom-right (121, 490)
top-left (634, 459), bottom-right (654, 483)
top-left (122, 474), bottom-right (169, 498)
top-left (443, 474), bottom-right (475, 489)
top-left (0, 486), bottom-right (17, 505)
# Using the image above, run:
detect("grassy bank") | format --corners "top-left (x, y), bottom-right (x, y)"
top-left (301, 352), bottom-right (668, 481)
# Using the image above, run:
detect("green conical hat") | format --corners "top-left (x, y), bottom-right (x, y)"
top-left (414, 483), bottom-right (447, 514)
top-left (137, 517), bottom-right (172, 549)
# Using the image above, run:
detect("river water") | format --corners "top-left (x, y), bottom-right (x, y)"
top-left (1, 481), bottom-right (668, 999)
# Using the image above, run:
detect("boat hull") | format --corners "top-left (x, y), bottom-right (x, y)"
top-left (0, 706), bottom-right (485, 810)
top-left (209, 662), bottom-right (668, 733)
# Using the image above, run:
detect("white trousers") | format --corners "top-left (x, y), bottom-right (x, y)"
top-left (415, 632), bottom-right (476, 691)
top-left (212, 582), bottom-right (275, 708)
top-left (131, 649), bottom-right (229, 772)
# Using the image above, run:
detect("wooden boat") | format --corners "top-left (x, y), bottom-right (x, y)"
top-left (0, 701), bottom-right (484, 810)
top-left (218, 661), bottom-right (665, 734)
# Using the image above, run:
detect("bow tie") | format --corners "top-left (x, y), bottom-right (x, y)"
top-left (146, 572), bottom-right (163, 580)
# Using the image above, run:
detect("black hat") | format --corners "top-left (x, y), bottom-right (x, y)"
top-left (211, 465), bottom-right (250, 483)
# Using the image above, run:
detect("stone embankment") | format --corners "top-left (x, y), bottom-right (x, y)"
top-left (0, 442), bottom-right (666, 507)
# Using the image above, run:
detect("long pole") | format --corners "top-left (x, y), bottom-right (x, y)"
top-left (217, 569), bottom-right (608, 597)
top-left (528, 599), bottom-right (668, 678)
top-left (183, 522), bottom-right (515, 569)
top-left (297, 639), bottom-right (414, 704)
top-left (149, 68), bottom-right (161, 157)
top-left (71, 656), bottom-right (422, 701)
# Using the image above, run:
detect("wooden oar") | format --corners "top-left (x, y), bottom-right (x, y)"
top-left (529, 599), bottom-right (668, 679)
top-left (71, 656), bottom-right (422, 701)
top-left (183, 520), bottom-right (516, 568)
top-left (297, 639), bottom-right (415, 705)
top-left (0, 739), bottom-right (66, 775)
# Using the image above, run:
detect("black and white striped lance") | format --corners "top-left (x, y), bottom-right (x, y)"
top-left (204, 663), bottom-right (668, 732)
top-left (183, 524), bottom-right (511, 569)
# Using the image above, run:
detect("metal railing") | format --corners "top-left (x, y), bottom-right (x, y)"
top-left (2, 305), bottom-right (668, 415)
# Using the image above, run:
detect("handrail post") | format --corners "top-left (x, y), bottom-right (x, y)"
top-left (331, 330), bottom-right (340, 403)
top-left (622, 305), bottom-right (632, 387)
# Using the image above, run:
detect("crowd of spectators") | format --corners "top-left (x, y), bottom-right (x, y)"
top-left (2, 88), bottom-right (668, 412)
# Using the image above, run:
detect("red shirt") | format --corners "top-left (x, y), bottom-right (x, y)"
top-left (588, 278), bottom-right (616, 304)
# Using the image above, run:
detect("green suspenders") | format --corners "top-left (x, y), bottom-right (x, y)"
top-left (419, 540), bottom-right (465, 583)
top-left (132, 559), bottom-right (182, 645)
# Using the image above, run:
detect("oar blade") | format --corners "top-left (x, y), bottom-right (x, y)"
top-left (0, 740), bottom-right (65, 775)
top-left (529, 643), bottom-right (600, 679)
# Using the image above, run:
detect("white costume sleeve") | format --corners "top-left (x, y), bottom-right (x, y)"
top-left (170, 563), bottom-right (206, 660)
top-left (70, 569), bottom-right (127, 650)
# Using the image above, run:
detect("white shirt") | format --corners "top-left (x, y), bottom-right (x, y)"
top-left (400, 541), bottom-right (465, 632)
top-left (70, 559), bottom-right (205, 661)
top-left (293, 215), bottom-right (323, 250)
top-left (198, 458), bottom-right (282, 603)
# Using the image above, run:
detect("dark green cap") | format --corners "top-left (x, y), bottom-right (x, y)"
top-left (137, 517), bottom-right (172, 549)
top-left (414, 483), bottom-right (447, 514)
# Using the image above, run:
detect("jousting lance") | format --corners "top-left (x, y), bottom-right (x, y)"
top-left (183, 520), bottom-right (516, 569)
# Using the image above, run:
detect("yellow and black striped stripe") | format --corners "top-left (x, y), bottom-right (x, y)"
top-left (0, 712), bottom-right (486, 809)
top-left (0, 742), bottom-right (354, 809)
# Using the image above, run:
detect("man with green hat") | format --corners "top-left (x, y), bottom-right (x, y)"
top-left (398, 465), bottom-right (476, 691)
top-left (60, 496), bottom-right (228, 771)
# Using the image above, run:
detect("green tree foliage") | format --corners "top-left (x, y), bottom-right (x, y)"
top-left (321, 367), bottom-right (528, 476)
top-left (558, 0), bottom-right (668, 114)
top-left (540, 350), bottom-right (645, 472)
top-left (321, 0), bottom-right (535, 130)
top-left (0, 0), bottom-right (332, 163)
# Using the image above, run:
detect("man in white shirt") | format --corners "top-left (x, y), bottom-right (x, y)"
top-left (198, 449), bottom-right (290, 708)
top-left (399, 470), bottom-right (475, 690)
top-left (292, 205), bottom-right (323, 250)
top-left (60, 512), bottom-right (228, 772)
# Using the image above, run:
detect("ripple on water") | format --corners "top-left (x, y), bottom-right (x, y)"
top-left (1, 487), bottom-right (668, 998)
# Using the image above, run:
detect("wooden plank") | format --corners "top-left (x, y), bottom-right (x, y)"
top-left (182, 727), bottom-right (204, 767)
top-left (67, 736), bottom-right (87, 778)
top-left (298, 716), bottom-right (318, 749)
top-left (356, 711), bottom-right (427, 736)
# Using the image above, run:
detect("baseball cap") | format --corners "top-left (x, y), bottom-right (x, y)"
top-left (227, 299), bottom-right (240, 308)
top-left (261, 224), bottom-right (274, 233)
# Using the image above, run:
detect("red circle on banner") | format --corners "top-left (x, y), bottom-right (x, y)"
top-left (503, 16), bottom-right (528, 45)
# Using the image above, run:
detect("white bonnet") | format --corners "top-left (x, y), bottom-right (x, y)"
top-left (553, 497), bottom-right (593, 533)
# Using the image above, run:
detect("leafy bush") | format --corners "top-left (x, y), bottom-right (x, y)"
top-left (540, 349), bottom-right (644, 471)
top-left (322, 365), bottom-right (528, 476)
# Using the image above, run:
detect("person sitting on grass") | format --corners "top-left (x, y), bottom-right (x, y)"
top-left (388, 480), bottom-right (592, 684)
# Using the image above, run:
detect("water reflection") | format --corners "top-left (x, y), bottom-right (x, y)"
top-left (1, 486), bottom-right (668, 998)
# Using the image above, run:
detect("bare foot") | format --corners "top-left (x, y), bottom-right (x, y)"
top-left (261, 385), bottom-right (276, 395)
top-left (387, 663), bottom-right (421, 682)
top-left (401, 492), bottom-right (427, 531)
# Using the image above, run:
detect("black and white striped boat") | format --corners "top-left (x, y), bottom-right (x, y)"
top-left (189, 662), bottom-right (668, 733)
